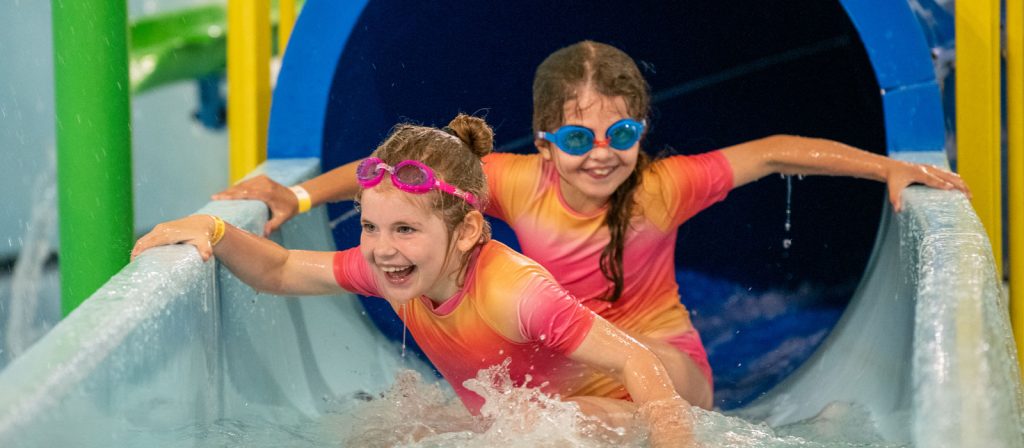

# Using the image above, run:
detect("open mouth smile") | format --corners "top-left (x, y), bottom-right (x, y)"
top-left (380, 264), bottom-right (416, 284)
top-left (583, 166), bottom-right (616, 179)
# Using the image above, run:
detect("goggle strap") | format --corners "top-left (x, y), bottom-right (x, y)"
top-left (357, 158), bottom-right (479, 209)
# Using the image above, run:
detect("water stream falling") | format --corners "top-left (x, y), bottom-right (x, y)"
top-left (2, 150), bottom-right (58, 366)
top-left (400, 302), bottom-right (408, 359)
top-left (782, 174), bottom-right (793, 250)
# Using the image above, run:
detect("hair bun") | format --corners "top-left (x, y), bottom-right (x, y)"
top-left (446, 114), bottom-right (494, 158)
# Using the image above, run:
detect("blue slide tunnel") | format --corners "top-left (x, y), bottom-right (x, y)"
top-left (269, 0), bottom-right (949, 409)
top-left (0, 1), bottom-right (1020, 447)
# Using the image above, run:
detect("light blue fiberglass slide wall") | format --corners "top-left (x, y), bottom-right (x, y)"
top-left (0, 0), bottom-right (1021, 446)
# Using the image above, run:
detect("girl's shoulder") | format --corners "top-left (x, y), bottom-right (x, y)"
top-left (645, 150), bottom-right (728, 174)
top-left (482, 153), bottom-right (553, 216)
top-left (471, 241), bottom-right (564, 337)
top-left (473, 241), bottom-right (559, 298)
top-left (483, 152), bottom-right (543, 172)
top-left (641, 150), bottom-right (732, 190)
top-left (637, 150), bottom-right (734, 226)
top-left (476, 240), bottom-right (552, 277)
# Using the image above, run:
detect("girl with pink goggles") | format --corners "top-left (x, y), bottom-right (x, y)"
top-left (355, 157), bottom-right (479, 208)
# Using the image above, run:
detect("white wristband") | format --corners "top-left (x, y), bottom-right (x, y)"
top-left (290, 185), bottom-right (312, 214)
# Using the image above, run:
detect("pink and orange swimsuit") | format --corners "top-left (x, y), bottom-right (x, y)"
top-left (483, 151), bottom-right (734, 388)
top-left (334, 240), bottom-right (629, 414)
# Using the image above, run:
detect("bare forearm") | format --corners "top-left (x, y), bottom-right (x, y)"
top-left (570, 319), bottom-right (683, 404)
top-left (724, 134), bottom-right (894, 187)
top-left (623, 351), bottom-right (694, 447)
top-left (133, 215), bottom-right (343, 296)
top-left (621, 351), bottom-right (682, 404)
top-left (213, 228), bottom-right (337, 296)
top-left (298, 160), bottom-right (361, 205)
top-left (566, 319), bottom-right (692, 446)
top-left (212, 225), bottom-right (292, 293)
top-left (765, 135), bottom-right (890, 179)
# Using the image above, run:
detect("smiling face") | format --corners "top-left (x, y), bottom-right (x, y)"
top-left (358, 186), bottom-right (463, 305)
top-left (536, 87), bottom-right (641, 214)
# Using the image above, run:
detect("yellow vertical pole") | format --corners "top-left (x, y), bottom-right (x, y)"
top-left (956, 0), bottom-right (1002, 273)
top-left (228, 0), bottom-right (271, 184)
top-left (1007, 0), bottom-right (1024, 381)
top-left (277, 0), bottom-right (297, 55)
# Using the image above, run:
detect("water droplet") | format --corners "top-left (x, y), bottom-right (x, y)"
top-left (399, 304), bottom-right (409, 359)
top-left (783, 175), bottom-right (793, 249)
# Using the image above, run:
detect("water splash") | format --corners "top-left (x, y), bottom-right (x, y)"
top-left (132, 361), bottom-right (904, 447)
top-left (338, 361), bottom-right (633, 448)
top-left (696, 402), bottom-right (904, 448)
top-left (4, 150), bottom-right (58, 362)
top-left (332, 362), bottom-right (902, 448)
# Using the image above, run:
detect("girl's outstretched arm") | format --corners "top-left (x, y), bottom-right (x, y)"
top-left (131, 215), bottom-right (343, 296)
top-left (569, 318), bottom-right (695, 447)
top-left (721, 135), bottom-right (971, 212)
top-left (212, 160), bottom-right (362, 235)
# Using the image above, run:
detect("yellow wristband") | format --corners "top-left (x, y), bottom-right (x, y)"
top-left (290, 185), bottom-right (312, 214)
top-left (209, 215), bottom-right (226, 246)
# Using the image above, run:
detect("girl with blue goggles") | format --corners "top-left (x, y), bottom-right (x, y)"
top-left (536, 118), bottom-right (646, 156)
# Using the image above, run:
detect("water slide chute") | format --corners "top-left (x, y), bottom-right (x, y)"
top-left (267, 0), bottom-right (936, 409)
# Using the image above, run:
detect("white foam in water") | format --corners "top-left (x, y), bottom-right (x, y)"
top-left (333, 361), bottom-right (630, 448)
top-left (322, 362), bottom-right (902, 448)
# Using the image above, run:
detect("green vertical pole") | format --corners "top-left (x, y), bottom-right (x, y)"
top-left (52, 0), bottom-right (134, 316)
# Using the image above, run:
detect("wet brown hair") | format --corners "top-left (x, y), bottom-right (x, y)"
top-left (533, 40), bottom-right (652, 302)
top-left (356, 114), bottom-right (493, 280)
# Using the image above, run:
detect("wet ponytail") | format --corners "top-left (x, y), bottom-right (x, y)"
top-left (446, 114), bottom-right (494, 160)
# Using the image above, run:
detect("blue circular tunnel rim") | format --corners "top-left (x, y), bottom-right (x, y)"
top-left (268, 0), bottom-right (946, 158)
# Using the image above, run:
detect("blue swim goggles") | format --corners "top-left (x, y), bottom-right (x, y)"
top-left (537, 118), bottom-right (646, 156)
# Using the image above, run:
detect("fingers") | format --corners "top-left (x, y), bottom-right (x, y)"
top-left (888, 185), bottom-right (903, 213)
top-left (920, 166), bottom-right (955, 189)
top-left (130, 224), bottom-right (168, 259)
top-left (915, 165), bottom-right (973, 199)
top-left (934, 169), bottom-right (972, 198)
top-left (887, 163), bottom-right (973, 213)
top-left (129, 218), bottom-right (215, 262)
top-left (211, 175), bottom-right (275, 201)
top-left (266, 214), bottom-right (288, 236)
top-left (197, 241), bottom-right (213, 262)
top-left (131, 236), bottom-right (213, 262)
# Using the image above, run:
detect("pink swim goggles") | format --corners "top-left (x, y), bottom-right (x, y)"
top-left (356, 157), bottom-right (479, 208)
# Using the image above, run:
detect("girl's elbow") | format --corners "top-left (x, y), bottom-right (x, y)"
top-left (624, 345), bottom-right (665, 372)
